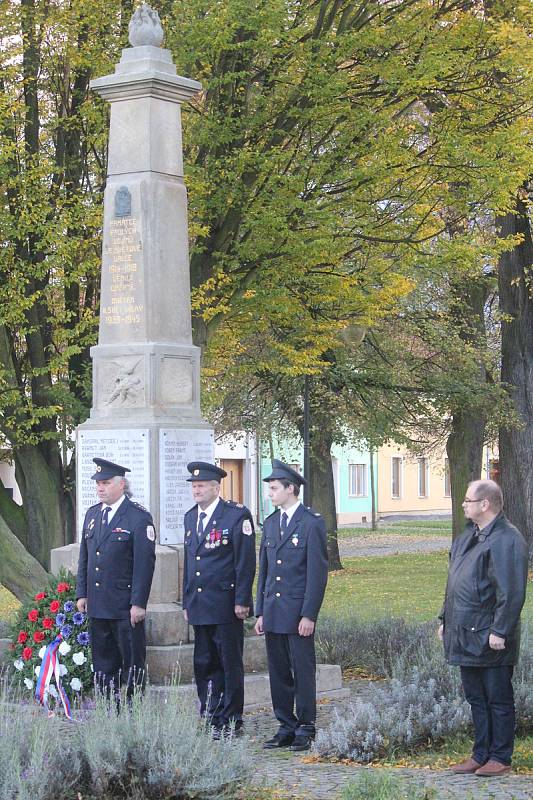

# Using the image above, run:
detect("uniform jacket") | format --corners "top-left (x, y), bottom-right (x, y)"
top-left (440, 513), bottom-right (528, 667)
top-left (255, 504), bottom-right (328, 634)
top-left (182, 499), bottom-right (256, 625)
top-left (76, 497), bottom-right (156, 620)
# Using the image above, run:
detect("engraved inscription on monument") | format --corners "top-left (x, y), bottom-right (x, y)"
top-left (159, 428), bottom-right (215, 544)
top-left (77, 429), bottom-right (151, 537)
top-left (114, 186), bottom-right (132, 217)
top-left (102, 216), bottom-right (144, 328)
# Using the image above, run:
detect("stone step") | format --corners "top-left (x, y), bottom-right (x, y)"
top-left (147, 633), bottom-right (268, 684)
top-left (149, 663), bottom-right (349, 710)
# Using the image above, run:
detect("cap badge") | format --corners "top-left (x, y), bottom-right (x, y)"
top-left (193, 469), bottom-right (199, 476)
top-left (96, 465), bottom-right (101, 472)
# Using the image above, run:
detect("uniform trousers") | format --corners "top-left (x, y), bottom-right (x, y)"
top-left (193, 620), bottom-right (244, 728)
top-left (89, 617), bottom-right (147, 697)
top-left (460, 665), bottom-right (515, 766)
top-left (265, 631), bottom-right (316, 737)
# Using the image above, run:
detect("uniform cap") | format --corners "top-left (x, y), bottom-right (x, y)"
top-left (91, 458), bottom-right (131, 481)
top-left (186, 461), bottom-right (227, 482)
top-left (263, 458), bottom-right (306, 487)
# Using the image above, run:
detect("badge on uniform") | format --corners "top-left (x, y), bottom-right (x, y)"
top-left (222, 529), bottom-right (229, 545)
top-left (242, 519), bottom-right (253, 536)
top-left (146, 525), bottom-right (156, 542)
top-left (88, 518), bottom-right (95, 530)
top-left (186, 531), bottom-right (191, 538)
top-left (292, 535), bottom-right (299, 546)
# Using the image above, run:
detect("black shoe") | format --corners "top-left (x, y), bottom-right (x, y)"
top-left (263, 732), bottom-right (295, 749)
top-left (289, 735), bottom-right (312, 752)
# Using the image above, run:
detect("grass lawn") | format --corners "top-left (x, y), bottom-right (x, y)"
top-left (378, 734), bottom-right (533, 775)
top-left (323, 551), bottom-right (533, 623)
top-left (337, 519), bottom-right (452, 539)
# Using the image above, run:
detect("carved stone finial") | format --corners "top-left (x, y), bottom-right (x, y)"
top-left (128, 3), bottom-right (164, 48)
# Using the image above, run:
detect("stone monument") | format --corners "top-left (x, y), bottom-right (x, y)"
top-left (51, 4), bottom-right (216, 676)
top-left (76, 4), bottom-right (213, 546)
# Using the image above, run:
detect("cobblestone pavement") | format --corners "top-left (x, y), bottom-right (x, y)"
top-left (339, 533), bottom-right (450, 558)
top-left (243, 684), bottom-right (533, 800)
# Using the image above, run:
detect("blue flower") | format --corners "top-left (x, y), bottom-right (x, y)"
top-left (77, 631), bottom-right (90, 646)
top-left (63, 601), bottom-right (75, 613)
top-left (72, 612), bottom-right (85, 626)
top-left (60, 625), bottom-right (73, 639)
top-left (55, 613), bottom-right (66, 627)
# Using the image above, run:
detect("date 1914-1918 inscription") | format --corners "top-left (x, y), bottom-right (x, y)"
top-left (102, 216), bottom-right (144, 327)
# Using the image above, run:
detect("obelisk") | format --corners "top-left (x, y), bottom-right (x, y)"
top-left (76, 4), bottom-right (213, 545)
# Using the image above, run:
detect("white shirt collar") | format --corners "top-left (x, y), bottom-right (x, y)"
top-left (198, 496), bottom-right (220, 530)
top-left (101, 495), bottom-right (126, 525)
top-left (281, 500), bottom-right (301, 524)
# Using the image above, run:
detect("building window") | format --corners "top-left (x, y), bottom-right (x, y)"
top-left (418, 457), bottom-right (429, 498)
top-left (348, 464), bottom-right (368, 497)
top-left (444, 458), bottom-right (451, 497)
top-left (391, 457), bottom-right (402, 499)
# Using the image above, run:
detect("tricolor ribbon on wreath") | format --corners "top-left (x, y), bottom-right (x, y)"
top-left (35, 634), bottom-right (72, 720)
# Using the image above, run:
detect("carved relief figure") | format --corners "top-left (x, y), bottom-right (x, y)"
top-left (105, 359), bottom-right (143, 407)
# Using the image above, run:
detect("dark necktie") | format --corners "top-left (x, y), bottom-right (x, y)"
top-left (280, 512), bottom-right (288, 539)
top-left (102, 506), bottom-right (112, 528)
top-left (197, 511), bottom-right (207, 540)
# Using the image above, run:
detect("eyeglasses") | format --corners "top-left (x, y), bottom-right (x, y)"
top-left (463, 498), bottom-right (486, 504)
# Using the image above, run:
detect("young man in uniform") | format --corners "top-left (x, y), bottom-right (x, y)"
top-left (255, 459), bottom-right (328, 752)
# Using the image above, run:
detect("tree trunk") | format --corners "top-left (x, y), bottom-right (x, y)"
top-left (447, 410), bottom-right (486, 538)
top-left (308, 420), bottom-right (342, 571)
top-left (497, 192), bottom-right (533, 556)
top-left (446, 278), bottom-right (489, 538)
top-left (369, 447), bottom-right (377, 530)
top-left (0, 516), bottom-right (49, 600)
top-left (13, 446), bottom-right (74, 568)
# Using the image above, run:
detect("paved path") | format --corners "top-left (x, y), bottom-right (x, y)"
top-left (243, 686), bottom-right (533, 800)
top-left (339, 532), bottom-right (450, 558)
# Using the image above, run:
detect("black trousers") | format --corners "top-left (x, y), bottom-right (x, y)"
top-left (89, 617), bottom-right (147, 697)
top-left (461, 665), bottom-right (515, 766)
top-left (193, 620), bottom-right (244, 728)
top-left (265, 631), bottom-right (316, 737)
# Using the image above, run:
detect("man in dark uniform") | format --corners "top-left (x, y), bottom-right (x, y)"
top-left (255, 459), bottom-right (328, 752)
top-left (76, 458), bottom-right (156, 697)
top-left (182, 461), bottom-right (256, 736)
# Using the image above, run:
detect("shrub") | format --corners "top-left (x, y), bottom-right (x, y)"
top-left (0, 679), bottom-right (252, 800)
top-left (316, 614), bottom-right (434, 677)
top-left (341, 770), bottom-right (437, 800)
top-left (514, 625), bottom-right (533, 734)
top-left (9, 569), bottom-right (92, 706)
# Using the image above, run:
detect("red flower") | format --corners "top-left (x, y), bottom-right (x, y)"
top-left (27, 609), bottom-right (39, 623)
top-left (34, 592), bottom-right (46, 601)
top-left (56, 582), bottom-right (70, 593)
top-left (49, 600), bottom-right (60, 613)
top-left (42, 617), bottom-right (53, 629)
top-left (32, 631), bottom-right (45, 643)
top-left (17, 631), bottom-right (28, 644)
top-left (22, 647), bottom-right (33, 661)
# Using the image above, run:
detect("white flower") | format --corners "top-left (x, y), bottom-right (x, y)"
top-left (47, 684), bottom-right (58, 698)
top-left (72, 651), bottom-right (86, 666)
top-left (34, 665), bottom-right (41, 677)
top-left (13, 660), bottom-right (24, 671)
top-left (59, 664), bottom-right (68, 677)
top-left (23, 678), bottom-right (34, 690)
top-left (39, 646), bottom-right (46, 659)
top-left (70, 677), bottom-right (82, 692)
top-left (58, 641), bottom-right (71, 656)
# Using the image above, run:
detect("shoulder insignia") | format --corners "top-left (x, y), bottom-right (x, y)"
top-left (242, 519), bottom-right (253, 536)
top-left (132, 501), bottom-right (149, 512)
top-left (146, 525), bottom-right (156, 542)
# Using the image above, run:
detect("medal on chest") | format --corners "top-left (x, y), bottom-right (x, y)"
top-left (292, 533), bottom-right (299, 546)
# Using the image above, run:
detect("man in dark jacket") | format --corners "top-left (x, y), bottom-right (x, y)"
top-left (439, 479), bottom-right (528, 777)
top-left (255, 460), bottom-right (328, 753)
top-left (182, 461), bottom-right (255, 736)
top-left (76, 458), bottom-right (156, 697)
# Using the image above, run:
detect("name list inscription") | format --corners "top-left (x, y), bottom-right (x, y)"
top-left (76, 429), bottom-right (150, 539)
top-left (102, 217), bottom-right (144, 327)
top-left (159, 428), bottom-right (215, 544)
